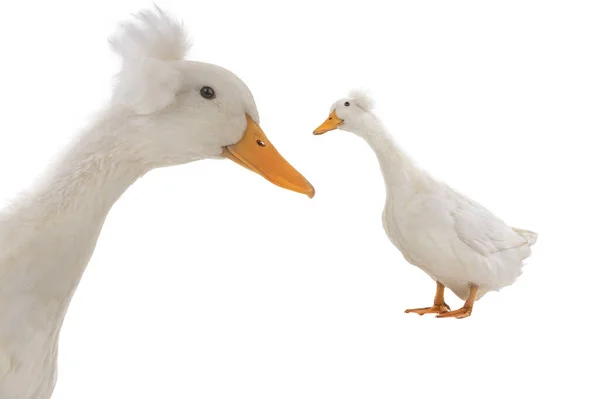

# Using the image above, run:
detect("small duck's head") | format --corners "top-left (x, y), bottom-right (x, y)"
top-left (109, 7), bottom-right (314, 198)
top-left (313, 90), bottom-right (376, 136)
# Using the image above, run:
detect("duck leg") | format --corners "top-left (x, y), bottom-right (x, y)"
top-left (436, 284), bottom-right (478, 319)
top-left (404, 281), bottom-right (451, 315)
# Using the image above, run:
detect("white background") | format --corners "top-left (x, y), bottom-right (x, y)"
top-left (1, 0), bottom-right (599, 398)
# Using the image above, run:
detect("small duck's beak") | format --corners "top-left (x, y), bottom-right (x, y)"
top-left (222, 115), bottom-right (315, 198)
top-left (313, 111), bottom-right (344, 135)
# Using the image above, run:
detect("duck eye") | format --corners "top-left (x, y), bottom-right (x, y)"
top-left (344, 101), bottom-right (350, 107)
top-left (256, 139), bottom-right (266, 147)
top-left (200, 86), bottom-right (215, 99)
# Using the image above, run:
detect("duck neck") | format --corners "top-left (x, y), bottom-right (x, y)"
top-left (1, 108), bottom-right (148, 324)
top-left (38, 111), bottom-right (146, 220)
top-left (355, 115), bottom-right (423, 202)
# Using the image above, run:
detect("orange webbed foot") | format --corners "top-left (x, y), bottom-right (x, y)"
top-left (405, 303), bottom-right (451, 316)
top-left (435, 306), bottom-right (472, 319)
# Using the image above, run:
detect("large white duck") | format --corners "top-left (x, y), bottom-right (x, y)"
top-left (313, 90), bottom-right (537, 319)
top-left (0, 7), bottom-right (314, 399)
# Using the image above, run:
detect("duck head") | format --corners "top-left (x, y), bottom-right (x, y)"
top-left (313, 89), bottom-right (376, 137)
top-left (109, 7), bottom-right (314, 198)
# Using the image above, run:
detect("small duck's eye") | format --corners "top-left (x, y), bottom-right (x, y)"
top-left (256, 139), bottom-right (266, 147)
top-left (344, 101), bottom-right (350, 107)
top-left (200, 86), bottom-right (215, 99)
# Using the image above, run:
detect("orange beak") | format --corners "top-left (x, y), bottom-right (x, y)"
top-left (222, 115), bottom-right (315, 198)
top-left (313, 111), bottom-right (344, 135)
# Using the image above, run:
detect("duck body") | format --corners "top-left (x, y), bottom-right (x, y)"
top-left (381, 168), bottom-right (536, 301)
top-left (313, 90), bottom-right (537, 317)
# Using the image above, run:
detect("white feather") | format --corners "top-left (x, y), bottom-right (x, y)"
top-left (112, 56), bottom-right (183, 114)
top-left (109, 6), bottom-right (190, 62)
top-left (348, 88), bottom-right (375, 111)
top-left (110, 6), bottom-right (189, 114)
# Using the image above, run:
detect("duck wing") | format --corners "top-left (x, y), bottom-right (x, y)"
top-left (452, 193), bottom-right (528, 256)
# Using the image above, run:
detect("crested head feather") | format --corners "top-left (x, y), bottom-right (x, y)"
top-left (109, 6), bottom-right (190, 114)
top-left (109, 6), bottom-right (190, 62)
top-left (349, 89), bottom-right (375, 112)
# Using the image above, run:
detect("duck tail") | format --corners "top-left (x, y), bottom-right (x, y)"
top-left (512, 227), bottom-right (538, 246)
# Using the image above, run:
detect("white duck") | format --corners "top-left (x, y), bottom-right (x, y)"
top-left (0, 7), bottom-right (314, 399)
top-left (313, 90), bottom-right (537, 319)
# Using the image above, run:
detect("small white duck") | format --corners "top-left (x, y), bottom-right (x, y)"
top-left (313, 90), bottom-right (537, 319)
top-left (0, 7), bottom-right (314, 399)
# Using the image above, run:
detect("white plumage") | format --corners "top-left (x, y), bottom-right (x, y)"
top-left (109, 7), bottom-right (191, 61)
top-left (314, 90), bottom-right (537, 318)
top-left (0, 7), bottom-right (313, 399)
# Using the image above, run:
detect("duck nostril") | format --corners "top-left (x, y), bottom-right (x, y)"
top-left (256, 139), bottom-right (266, 147)
top-left (328, 117), bottom-right (332, 120)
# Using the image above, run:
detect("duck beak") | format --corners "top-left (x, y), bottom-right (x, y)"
top-left (222, 115), bottom-right (315, 198)
top-left (313, 111), bottom-right (344, 135)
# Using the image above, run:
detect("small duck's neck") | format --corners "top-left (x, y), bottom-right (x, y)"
top-left (354, 115), bottom-right (424, 201)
